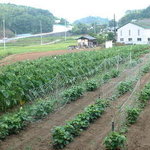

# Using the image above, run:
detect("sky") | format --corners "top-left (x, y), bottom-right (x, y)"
top-left (0, 0), bottom-right (150, 22)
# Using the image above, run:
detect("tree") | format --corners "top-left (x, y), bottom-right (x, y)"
top-left (0, 3), bottom-right (55, 34)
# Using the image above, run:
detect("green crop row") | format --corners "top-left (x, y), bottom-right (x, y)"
top-left (52, 99), bottom-right (109, 149)
top-left (0, 45), bottom-right (149, 111)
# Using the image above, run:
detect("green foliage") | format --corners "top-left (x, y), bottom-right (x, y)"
top-left (0, 3), bottom-right (54, 34)
top-left (117, 80), bottom-right (134, 95)
top-left (0, 45), bottom-right (149, 111)
top-left (102, 73), bottom-right (111, 83)
top-left (118, 6), bottom-right (150, 26)
top-left (52, 99), bottom-right (109, 148)
top-left (29, 99), bottom-right (57, 119)
top-left (0, 108), bottom-right (29, 140)
top-left (62, 86), bottom-right (84, 102)
top-left (104, 131), bottom-right (126, 150)
top-left (74, 16), bottom-right (109, 25)
top-left (141, 63), bottom-right (150, 74)
top-left (126, 107), bottom-right (141, 125)
top-left (138, 83), bottom-right (150, 107)
top-left (52, 126), bottom-right (73, 149)
top-left (110, 69), bottom-right (120, 78)
top-left (85, 80), bottom-right (98, 91)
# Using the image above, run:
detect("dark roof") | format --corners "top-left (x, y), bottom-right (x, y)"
top-left (77, 35), bottom-right (96, 40)
top-left (131, 19), bottom-right (150, 29)
top-left (118, 19), bottom-right (150, 29)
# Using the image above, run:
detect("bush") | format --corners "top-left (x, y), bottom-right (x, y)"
top-left (103, 73), bottom-right (111, 83)
top-left (104, 131), bottom-right (126, 150)
top-left (138, 83), bottom-right (150, 107)
top-left (52, 99), bottom-right (109, 148)
top-left (117, 80), bottom-right (133, 95)
top-left (62, 86), bottom-right (84, 102)
top-left (52, 126), bottom-right (73, 149)
top-left (126, 107), bottom-right (141, 125)
top-left (85, 80), bottom-right (98, 91)
top-left (110, 69), bottom-right (120, 78)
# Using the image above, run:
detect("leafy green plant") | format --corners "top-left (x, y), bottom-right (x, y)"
top-left (52, 126), bottom-right (73, 149)
top-left (110, 69), bottom-right (120, 78)
top-left (85, 80), bottom-right (98, 91)
top-left (52, 99), bottom-right (109, 148)
top-left (103, 73), bottom-right (111, 83)
top-left (126, 107), bottom-right (141, 125)
top-left (117, 80), bottom-right (134, 95)
top-left (138, 83), bottom-right (150, 107)
top-left (61, 86), bottom-right (84, 102)
top-left (104, 131), bottom-right (126, 150)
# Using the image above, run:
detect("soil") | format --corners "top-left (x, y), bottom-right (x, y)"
top-left (126, 73), bottom-right (150, 150)
top-left (0, 53), bottom-right (150, 150)
top-left (0, 48), bottom-right (99, 66)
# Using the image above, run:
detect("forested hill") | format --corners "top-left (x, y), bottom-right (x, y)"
top-left (0, 3), bottom-right (55, 34)
top-left (119, 6), bottom-right (150, 26)
top-left (74, 16), bottom-right (109, 25)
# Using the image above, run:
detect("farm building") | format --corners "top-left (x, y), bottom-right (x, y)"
top-left (117, 19), bottom-right (150, 44)
top-left (77, 35), bottom-right (97, 48)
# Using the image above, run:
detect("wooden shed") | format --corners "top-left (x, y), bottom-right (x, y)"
top-left (77, 35), bottom-right (97, 48)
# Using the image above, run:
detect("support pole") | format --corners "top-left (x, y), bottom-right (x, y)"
top-left (3, 19), bottom-right (6, 50)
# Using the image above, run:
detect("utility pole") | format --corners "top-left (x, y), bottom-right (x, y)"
top-left (3, 19), bottom-right (6, 50)
top-left (113, 14), bottom-right (116, 41)
top-left (40, 21), bottom-right (43, 45)
top-left (65, 19), bottom-right (67, 41)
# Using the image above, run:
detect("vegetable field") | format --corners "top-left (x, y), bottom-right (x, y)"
top-left (1, 45), bottom-right (150, 150)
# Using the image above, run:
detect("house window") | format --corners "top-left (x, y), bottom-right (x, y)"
top-left (120, 38), bottom-right (124, 41)
top-left (129, 30), bottom-right (131, 36)
top-left (120, 30), bottom-right (122, 36)
top-left (148, 38), bottom-right (150, 41)
top-left (138, 29), bottom-right (140, 36)
top-left (137, 38), bottom-right (142, 41)
top-left (128, 38), bottom-right (132, 41)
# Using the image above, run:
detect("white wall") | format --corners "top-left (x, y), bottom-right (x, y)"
top-left (117, 23), bottom-right (150, 44)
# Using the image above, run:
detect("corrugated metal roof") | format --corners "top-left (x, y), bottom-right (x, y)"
top-left (131, 19), bottom-right (150, 29)
top-left (77, 35), bottom-right (96, 40)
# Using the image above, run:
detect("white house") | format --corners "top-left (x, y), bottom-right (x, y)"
top-left (117, 19), bottom-right (150, 44)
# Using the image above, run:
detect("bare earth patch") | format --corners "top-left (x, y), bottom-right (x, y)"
top-left (0, 48), bottom-right (99, 66)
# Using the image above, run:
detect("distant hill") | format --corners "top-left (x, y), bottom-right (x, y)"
top-left (119, 6), bottom-right (150, 26)
top-left (0, 3), bottom-right (55, 34)
top-left (74, 16), bottom-right (109, 25)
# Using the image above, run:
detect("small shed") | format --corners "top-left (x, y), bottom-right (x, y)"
top-left (77, 35), bottom-right (97, 48)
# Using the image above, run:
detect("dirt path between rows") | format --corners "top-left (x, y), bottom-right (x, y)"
top-left (0, 48), bottom-right (99, 66)
top-left (0, 54), bottom-right (150, 150)
top-left (126, 73), bottom-right (150, 150)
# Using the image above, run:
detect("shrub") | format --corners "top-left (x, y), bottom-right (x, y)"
top-left (104, 131), bottom-right (126, 150)
top-left (85, 80), bottom-right (98, 91)
top-left (126, 107), bottom-right (141, 125)
top-left (138, 83), bottom-right (150, 107)
top-left (52, 126), bottom-right (73, 149)
top-left (117, 80), bottom-right (133, 95)
top-left (52, 99), bottom-right (109, 148)
top-left (61, 86), bottom-right (84, 102)
top-left (103, 73), bottom-right (111, 83)
top-left (110, 69), bottom-right (120, 78)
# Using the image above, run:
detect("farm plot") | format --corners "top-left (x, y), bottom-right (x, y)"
top-left (1, 46), bottom-right (150, 150)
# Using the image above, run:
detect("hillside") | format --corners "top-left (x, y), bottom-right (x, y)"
top-left (119, 6), bottom-right (150, 26)
top-left (0, 3), bottom-right (55, 34)
top-left (74, 16), bottom-right (109, 25)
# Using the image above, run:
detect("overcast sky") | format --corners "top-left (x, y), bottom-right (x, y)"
top-left (0, 0), bottom-right (150, 22)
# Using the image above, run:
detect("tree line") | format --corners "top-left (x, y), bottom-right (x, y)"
top-left (0, 3), bottom-right (55, 35)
